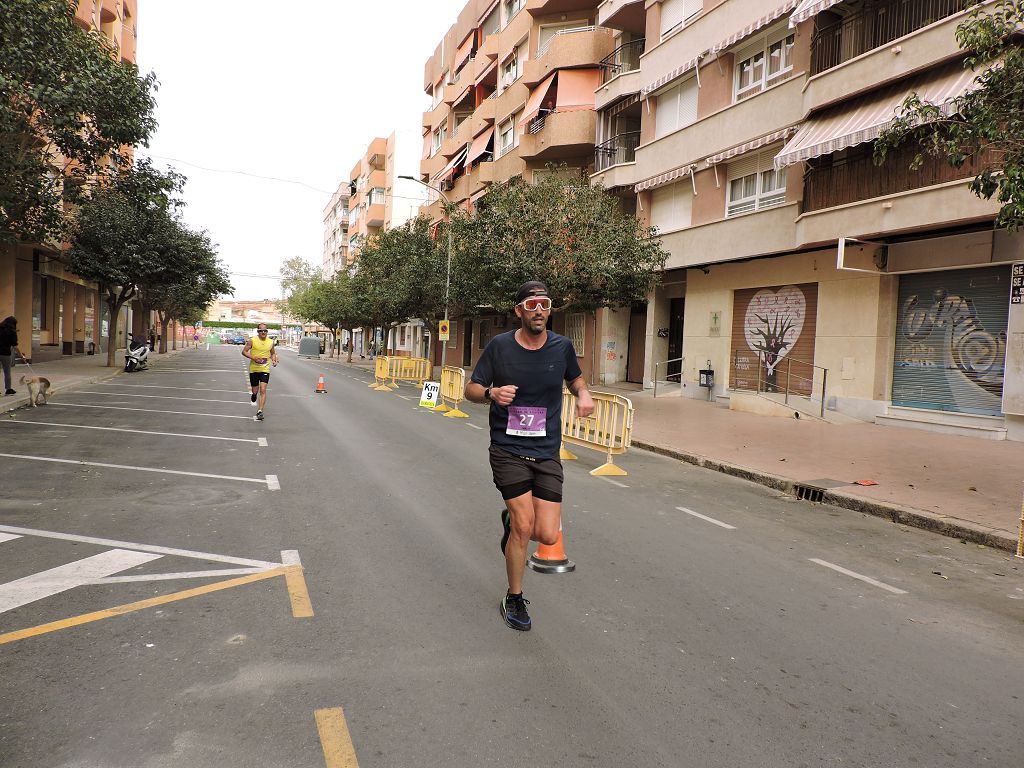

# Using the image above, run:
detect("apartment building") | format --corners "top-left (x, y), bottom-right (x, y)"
top-left (347, 135), bottom-right (398, 264)
top-left (419, 0), bottom-right (614, 372)
top-left (321, 184), bottom-right (350, 279)
top-left (0, 0), bottom-right (141, 361)
top-left (588, 0), bottom-right (1024, 440)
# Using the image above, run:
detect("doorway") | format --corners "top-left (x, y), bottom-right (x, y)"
top-left (626, 304), bottom-right (647, 384)
top-left (667, 298), bottom-right (684, 381)
top-left (462, 319), bottom-right (473, 367)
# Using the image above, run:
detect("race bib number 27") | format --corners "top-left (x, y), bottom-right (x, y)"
top-left (506, 406), bottom-right (546, 437)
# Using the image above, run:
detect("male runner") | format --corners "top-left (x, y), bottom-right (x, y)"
top-left (466, 281), bottom-right (595, 631)
top-left (242, 324), bottom-right (278, 421)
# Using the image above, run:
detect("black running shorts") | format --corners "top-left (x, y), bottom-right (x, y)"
top-left (249, 371), bottom-right (270, 386)
top-left (489, 445), bottom-right (563, 503)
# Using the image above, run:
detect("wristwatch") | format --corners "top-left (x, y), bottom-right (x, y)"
top-left (484, 387), bottom-right (492, 401)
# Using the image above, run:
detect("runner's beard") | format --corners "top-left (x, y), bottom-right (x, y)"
top-left (522, 313), bottom-right (547, 336)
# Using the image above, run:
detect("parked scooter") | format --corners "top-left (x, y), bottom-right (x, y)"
top-left (124, 336), bottom-right (150, 372)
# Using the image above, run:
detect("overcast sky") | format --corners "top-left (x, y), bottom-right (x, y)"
top-left (137, 0), bottom-right (465, 300)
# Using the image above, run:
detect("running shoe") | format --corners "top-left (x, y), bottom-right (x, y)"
top-left (499, 508), bottom-right (511, 555)
top-left (250, 392), bottom-right (257, 405)
top-left (499, 593), bottom-right (531, 631)
top-left (255, 410), bottom-right (264, 421)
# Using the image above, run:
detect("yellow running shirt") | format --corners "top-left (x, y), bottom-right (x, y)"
top-left (248, 335), bottom-right (275, 373)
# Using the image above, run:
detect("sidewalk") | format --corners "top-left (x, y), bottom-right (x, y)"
top-left (1, 347), bottom-right (187, 412)
top-left (621, 390), bottom-right (1023, 552)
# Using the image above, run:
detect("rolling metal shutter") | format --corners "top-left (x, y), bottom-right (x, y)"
top-left (892, 266), bottom-right (1010, 416)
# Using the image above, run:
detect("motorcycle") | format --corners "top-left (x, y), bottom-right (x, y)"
top-left (124, 337), bottom-right (150, 372)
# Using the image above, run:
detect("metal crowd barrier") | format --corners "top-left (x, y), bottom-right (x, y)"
top-left (370, 356), bottom-right (392, 390)
top-left (375, 356), bottom-right (433, 391)
top-left (435, 366), bottom-right (469, 418)
top-left (560, 390), bottom-right (635, 476)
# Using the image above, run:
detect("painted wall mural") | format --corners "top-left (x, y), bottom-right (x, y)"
top-left (893, 267), bottom-right (1010, 415)
top-left (731, 283), bottom-right (818, 395)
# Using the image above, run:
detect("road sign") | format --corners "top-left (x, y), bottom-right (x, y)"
top-left (419, 381), bottom-right (441, 409)
top-left (438, 320), bottom-right (450, 341)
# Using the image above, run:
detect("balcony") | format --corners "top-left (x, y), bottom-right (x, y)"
top-left (598, 0), bottom-right (645, 33)
top-left (600, 38), bottom-right (644, 85)
top-left (366, 203), bottom-right (386, 227)
top-left (811, 0), bottom-right (969, 76)
top-left (525, 27), bottom-right (615, 87)
top-left (527, 0), bottom-right (601, 15)
top-left (519, 110), bottom-right (598, 161)
top-left (803, 141), bottom-right (993, 213)
top-left (594, 131), bottom-right (640, 172)
top-left (660, 203), bottom-right (801, 270)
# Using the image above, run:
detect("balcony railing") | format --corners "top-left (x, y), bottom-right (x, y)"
top-left (810, 0), bottom-right (969, 75)
top-left (537, 25), bottom-right (612, 59)
top-left (600, 38), bottom-right (645, 84)
top-left (528, 112), bottom-right (549, 134)
top-left (594, 131), bottom-right (640, 171)
top-left (802, 140), bottom-right (994, 212)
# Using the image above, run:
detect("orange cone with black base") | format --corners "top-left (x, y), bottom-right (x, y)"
top-left (528, 526), bottom-right (575, 574)
top-left (315, 373), bottom-right (327, 394)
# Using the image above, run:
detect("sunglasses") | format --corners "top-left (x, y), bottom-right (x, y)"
top-left (257, 330), bottom-right (268, 334)
top-left (519, 297), bottom-right (552, 312)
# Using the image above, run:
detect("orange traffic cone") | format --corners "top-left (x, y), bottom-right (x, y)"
top-left (315, 373), bottom-right (327, 394)
top-left (528, 525), bottom-right (575, 574)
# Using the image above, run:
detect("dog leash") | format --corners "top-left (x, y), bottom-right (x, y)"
top-left (15, 351), bottom-right (42, 379)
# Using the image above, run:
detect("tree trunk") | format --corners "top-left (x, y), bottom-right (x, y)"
top-left (347, 327), bottom-right (355, 363)
top-left (105, 296), bottom-right (124, 369)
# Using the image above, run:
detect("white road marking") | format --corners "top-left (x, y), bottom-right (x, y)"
top-left (466, 423), bottom-right (484, 430)
top-left (0, 420), bottom-right (262, 444)
top-left (397, 395), bottom-right (412, 401)
top-left (280, 550), bottom-right (302, 566)
top-left (0, 533), bottom-right (22, 544)
top-left (146, 369), bottom-right (241, 373)
top-left (676, 507), bottom-right (737, 530)
top-left (95, 383), bottom-right (244, 394)
top-left (88, 567), bottom-right (268, 584)
top-left (257, 437), bottom-right (268, 447)
top-left (70, 391), bottom-right (250, 405)
top-left (47, 403), bottom-right (254, 420)
top-left (809, 558), bottom-right (908, 595)
top-left (0, 549), bottom-right (163, 614)
top-left (602, 478), bottom-right (630, 488)
top-left (0, 453), bottom-right (274, 486)
top-left (0, 525), bottom-right (280, 569)
top-left (266, 474), bottom-right (281, 491)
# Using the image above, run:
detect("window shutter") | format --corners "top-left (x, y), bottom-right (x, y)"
top-left (727, 153), bottom-right (759, 181)
top-left (682, 0), bottom-right (702, 22)
top-left (660, 0), bottom-right (684, 37)
top-left (677, 78), bottom-right (698, 129)
top-left (655, 85), bottom-right (679, 138)
top-left (650, 182), bottom-right (693, 233)
top-left (734, 39), bottom-right (763, 67)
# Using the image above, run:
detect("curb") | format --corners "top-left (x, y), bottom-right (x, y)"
top-left (631, 438), bottom-right (1017, 554)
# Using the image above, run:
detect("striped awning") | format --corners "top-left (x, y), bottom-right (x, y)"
top-left (709, 0), bottom-right (801, 56)
top-left (640, 54), bottom-right (703, 99)
top-left (705, 126), bottom-right (800, 166)
top-left (432, 146), bottom-right (469, 184)
top-left (635, 164), bottom-right (696, 193)
top-left (789, 0), bottom-right (845, 27)
top-left (774, 63), bottom-right (982, 168)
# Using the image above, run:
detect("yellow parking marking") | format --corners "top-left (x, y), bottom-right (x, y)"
top-left (0, 567), bottom-right (285, 646)
top-left (315, 707), bottom-right (360, 767)
top-left (281, 550), bottom-right (314, 618)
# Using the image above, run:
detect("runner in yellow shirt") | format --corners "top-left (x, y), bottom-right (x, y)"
top-left (242, 323), bottom-right (278, 422)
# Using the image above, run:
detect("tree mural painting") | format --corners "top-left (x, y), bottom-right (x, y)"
top-left (741, 285), bottom-right (810, 393)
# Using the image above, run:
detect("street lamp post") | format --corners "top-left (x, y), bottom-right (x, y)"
top-left (399, 175), bottom-right (453, 374)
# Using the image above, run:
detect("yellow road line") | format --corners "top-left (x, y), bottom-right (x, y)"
top-left (315, 707), bottom-right (360, 767)
top-left (284, 565), bottom-right (314, 618)
top-left (0, 567), bottom-right (285, 646)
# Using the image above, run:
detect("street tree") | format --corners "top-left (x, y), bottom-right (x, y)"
top-left (876, 0), bottom-right (1024, 228)
top-left (286, 272), bottom-right (364, 358)
top-left (279, 256), bottom-right (319, 299)
top-left (0, 0), bottom-right (157, 245)
top-left (454, 169), bottom-right (667, 314)
top-left (67, 160), bottom-right (184, 367)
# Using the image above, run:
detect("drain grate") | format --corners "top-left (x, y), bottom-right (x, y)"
top-left (794, 484), bottom-right (825, 503)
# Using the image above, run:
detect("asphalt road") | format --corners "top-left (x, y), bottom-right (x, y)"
top-left (1, 346), bottom-right (1022, 768)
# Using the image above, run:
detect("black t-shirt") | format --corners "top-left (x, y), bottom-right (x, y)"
top-left (470, 330), bottom-right (583, 459)
top-left (0, 326), bottom-right (17, 356)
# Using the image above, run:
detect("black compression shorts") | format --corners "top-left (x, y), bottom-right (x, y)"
top-left (249, 371), bottom-right (270, 386)
top-left (489, 445), bottom-right (563, 503)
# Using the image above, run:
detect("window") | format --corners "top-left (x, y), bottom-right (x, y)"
top-left (660, 0), bottom-right (702, 40)
top-left (482, 6), bottom-right (500, 39)
top-left (566, 314), bottom-right (586, 356)
top-left (497, 116), bottom-right (516, 158)
top-left (500, 43), bottom-right (524, 89)
top-left (478, 319), bottom-right (491, 349)
top-left (432, 81), bottom-right (443, 109)
top-left (734, 28), bottom-right (795, 101)
top-left (446, 320), bottom-right (458, 349)
top-left (369, 188), bottom-right (386, 206)
top-left (726, 151), bottom-right (786, 216)
top-left (650, 181), bottom-right (694, 233)
top-left (503, 0), bottom-right (525, 26)
top-left (538, 22), bottom-right (585, 54)
top-left (654, 77), bottom-right (698, 139)
top-left (453, 111), bottom-right (471, 132)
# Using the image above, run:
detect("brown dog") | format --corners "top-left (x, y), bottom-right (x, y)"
top-left (20, 375), bottom-right (51, 406)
